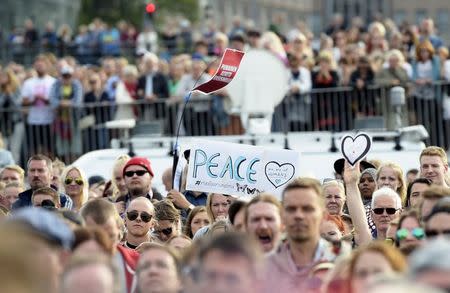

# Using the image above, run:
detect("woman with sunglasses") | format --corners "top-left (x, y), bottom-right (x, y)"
top-left (344, 161), bottom-right (401, 246)
top-left (154, 200), bottom-right (181, 242)
top-left (395, 210), bottom-right (425, 255)
top-left (60, 165), bottom-right (88, 211)
top-left (424, 197), bottom-right (450, 240)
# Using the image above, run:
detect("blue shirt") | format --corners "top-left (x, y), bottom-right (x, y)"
top-left (184, 190), bottom-right (208, 206)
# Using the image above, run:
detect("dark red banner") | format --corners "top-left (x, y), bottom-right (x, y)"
top-left (192, 48), bottom-right (245, 94)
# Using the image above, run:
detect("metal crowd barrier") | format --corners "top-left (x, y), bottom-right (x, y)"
top-left (1, 83), bottom-right (449, 164)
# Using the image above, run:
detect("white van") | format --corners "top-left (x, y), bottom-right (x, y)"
top-left (73, 126), bottom-right (429, 195)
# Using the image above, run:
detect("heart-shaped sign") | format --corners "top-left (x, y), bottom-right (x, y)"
top-left (340, 133), bottom-right (372, 166)
top-left (265, 161), bottom-right (295, 188)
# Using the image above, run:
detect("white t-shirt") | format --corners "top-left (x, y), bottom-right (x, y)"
top-left (417, 60), bottom-right (433, 80)
top-left (443, 60), bottom-right (450, 82)
top-left (21, 75), bottom-right (56, 125)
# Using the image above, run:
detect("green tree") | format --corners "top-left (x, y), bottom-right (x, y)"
top-left (78, 0), bottom-right (199, 28)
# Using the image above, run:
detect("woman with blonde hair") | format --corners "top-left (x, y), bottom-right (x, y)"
top-left (349, 241), bottom-right (407, 293)
top-left (60, 165), bottom-right (89, 210)
top-left (376, 162), bottom-right (407, 205)
top-left (193, 193), bottom-right (233, 239)
top-left (0, 68), bottom-right (21, 139)
top-left (375, 49), bottom-right (410, 88)
top-left (260, 31), bottom-right (287, 64)
top-left (115, 65), bottom-right (139, 120)
top-left (111, 154), bottom-right (130, 199)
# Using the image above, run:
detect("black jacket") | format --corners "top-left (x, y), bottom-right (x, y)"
top-left (12, 187), bottom-right (73, 211)
top-left (136, 73), bottom-right (169, 100)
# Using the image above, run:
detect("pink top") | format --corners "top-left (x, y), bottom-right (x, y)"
top-left (262, 239), bottom-right (337, 293)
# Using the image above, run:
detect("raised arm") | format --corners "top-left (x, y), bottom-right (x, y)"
top-left (343, 161), bottom-right (372, 246)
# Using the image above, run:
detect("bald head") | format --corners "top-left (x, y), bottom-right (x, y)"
top-left (127, 197), bottom-right (155, 214)
top-left (162, 168), bottom-right (173, 192)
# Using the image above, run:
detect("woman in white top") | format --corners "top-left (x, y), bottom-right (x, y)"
top-left (411, 40), bottom-right (441, 128)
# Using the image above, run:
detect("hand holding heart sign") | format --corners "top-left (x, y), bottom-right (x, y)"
top-left (340, 133), bottom-right (372, 166)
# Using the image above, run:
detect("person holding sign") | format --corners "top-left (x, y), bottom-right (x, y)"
top-left (344, 161), bottom-right (402, 244)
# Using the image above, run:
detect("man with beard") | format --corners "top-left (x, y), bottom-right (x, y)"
top-left (124, 197), bottom-right (155, 250)
top-left (12, 154), bottom-right (73, 210)
top-left (264, 178), bottom-right (337, 293)
top-left (245, 194), bottom-right (283, 253)
top-left (116, 157), bottom-right (162, 214)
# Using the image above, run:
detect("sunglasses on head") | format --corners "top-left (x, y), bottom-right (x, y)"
top-left (396, 227), bottom-right (425, 241)
top-left (126, 210), bottom-right (152, 223)
top-left (124, 170), bottom-right (148, 177)
top-left (425, 229), bottom-right (450, 238)
top-left (155, 227), bottom-right (173, 236)
top-left (65, 177), bottom-right (83, 185)
top-left (372, 208), bottom-right (398, 215)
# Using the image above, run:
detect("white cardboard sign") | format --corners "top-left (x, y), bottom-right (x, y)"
top-left (340, 133), bottom-right (372, 166)
top-left (186, 140), bottom-right (300, 199)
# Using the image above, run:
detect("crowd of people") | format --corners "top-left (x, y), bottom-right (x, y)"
top-left (1, 15), bottom-right (450, 163)
top-left (1, 14), bottom-right (450, 292)
top-left (1, 143), bottom-right (450, 292)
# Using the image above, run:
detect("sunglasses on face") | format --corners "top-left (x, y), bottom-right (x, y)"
top-left (396, 227), bottom-right (425, 241)
top-left (155, 227), bottom-right (173, 236)
top-left (372, 208), bottom-right (398, 215)
top-left (126, 210), bottom-right (152, 223)
top-left (425, 229), bottom-right (450, 238)
top-left (65, 177), bottom-right (83, 185)
top-left (124, 170), bottom-right (148, 177)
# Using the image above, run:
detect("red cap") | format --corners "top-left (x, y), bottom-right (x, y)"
top-left (123, 157), bottom-right (154, 177)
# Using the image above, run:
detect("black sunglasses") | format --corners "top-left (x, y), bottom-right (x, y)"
top-left (425, 229), bottom-right (450, 238)
top-left (124, 170), bottom-right (148, 177)
top-left (155, 227), bottom-right (173, 236)
top-left (126, 210), bottom-right (152, 223)
top-left (372, 208), bottom-right (398, 215)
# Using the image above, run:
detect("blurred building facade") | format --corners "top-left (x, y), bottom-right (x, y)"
top-left (203, 0), bottom-right (450, 41)
top-left (0, 0), bottom-right (81, 34)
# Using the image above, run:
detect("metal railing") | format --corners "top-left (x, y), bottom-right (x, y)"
top-left (0, 43), bottom-right (141, 66)
top-left (1, 83), bottom-right (449, 164)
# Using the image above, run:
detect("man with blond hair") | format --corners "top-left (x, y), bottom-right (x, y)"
top-left (420, 146), bottom-right (449, 187)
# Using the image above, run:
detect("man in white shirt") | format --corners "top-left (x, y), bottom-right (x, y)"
top-left (21, 55), bottom-right (56, 155)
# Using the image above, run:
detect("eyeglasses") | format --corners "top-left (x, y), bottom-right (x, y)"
top-left (155, 227), bottom-right (173, 236)
top-left (64, 177), bottom-right (83, 185)
top-left (124, 170), bottom-right (148, 177)
top-left (396, 227), bottom-right (425, 241)
top-left (126, 210), bottom-right (152, 223)
top-left (425, 229), bottom-right (450, 238)
top-left (372, 208), bottom-right (398, 215)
